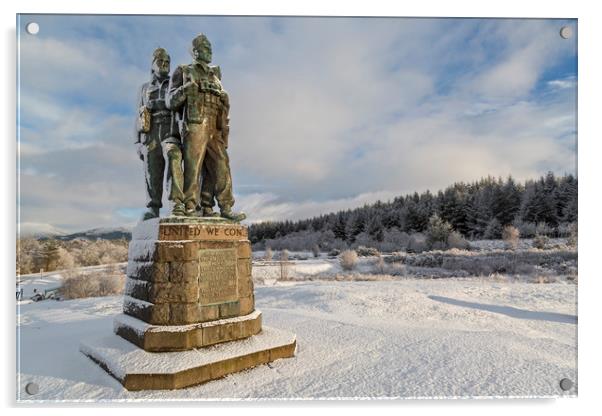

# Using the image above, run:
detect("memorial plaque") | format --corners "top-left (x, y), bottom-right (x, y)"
top-left (198, 248), bottom-right (238, 304)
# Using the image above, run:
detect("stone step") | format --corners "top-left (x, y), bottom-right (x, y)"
top-left (80, 326), bottom-right (296, 391)
top-left (114, 310), bottom-right (262, 352)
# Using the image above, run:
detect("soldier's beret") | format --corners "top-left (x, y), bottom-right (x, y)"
top-left (192, 34), bottom-right (211, 50)
top-left (152, 47), bottom-right (170, 62)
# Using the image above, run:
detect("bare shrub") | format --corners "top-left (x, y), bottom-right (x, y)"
top-left (311, 244), bottom-right (320, 258)
top-left (61, 274), bottom-right (98, 299)
top-left (447, 231), bottom-right (470, 250)
top-left (502, 225), bottom-right (520, 250)
top-left (339, 250), bottom-right (358, 271)
top-left (97, 273), bottom-right (126, 296)
top-left (61, 269), bottom-right (125, 300)
top-left (279, 250), bottom-right (290, 280)
top-left (533, 234), bottom-right (550, 249)
top-left (372, 255), bottom-right (386, 274)
top-left (567, 222), bottom-right (577, 248)
top-left (264, 247), bottom-right (273, 261)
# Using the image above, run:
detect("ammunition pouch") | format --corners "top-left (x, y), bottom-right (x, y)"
top-left (186, 91), bottom-right (222, 124)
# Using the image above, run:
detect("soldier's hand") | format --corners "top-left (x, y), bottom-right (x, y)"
top-left (183, 80), bottom-right (197, 95)
top-left (137, 144), bottom-right (144, 161)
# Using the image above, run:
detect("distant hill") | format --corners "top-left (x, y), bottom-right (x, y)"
top-left (55, 227), bottom-right (132, 241)
top-left (19, 226), bottom-right (133, 241)
top-left (19, 222), bottom-right (67, 239)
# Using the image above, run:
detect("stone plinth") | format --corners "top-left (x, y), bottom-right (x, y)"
top-left (81, 326), bottom-right (296, 391)
top-left (81, 217), bottom-right (295, 391)
top-left (124, 217), bottom-right (254, 327)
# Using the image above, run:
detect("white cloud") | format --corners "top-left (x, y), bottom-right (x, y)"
top-left (548, 76), bottom-right (577, 90)
top-left (238, 190), bottom-right (400, 224)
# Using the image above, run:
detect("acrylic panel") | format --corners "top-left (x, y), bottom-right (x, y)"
top-left (16, 14), bottom-right (578, 401)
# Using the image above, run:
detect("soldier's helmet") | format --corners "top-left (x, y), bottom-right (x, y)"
top-left (192, 34), bottom-right (211, 52)
top-left (152, 47), bottom-right (170, 62)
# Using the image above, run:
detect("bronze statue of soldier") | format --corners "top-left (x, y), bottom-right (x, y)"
top-left (135, 48), bottom-right (185, 219)
top-left (197, 90), bottom-right (241, 218)
top-left (167, 34), bottom-right (245, 221)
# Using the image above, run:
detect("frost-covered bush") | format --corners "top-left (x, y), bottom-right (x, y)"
top-left (311, 244), bottom-right (320, 258)
top-left (356, 246), bottom-right (380, 257)
top-left (372, 255), bottom-right (386, 274)
top-left (328, 248), bottom-right (341, 257)
top-left (513, 220), bottom-right (537, 238)
top-left (278, 249), bottom-right (291, 280)
top-left (61, 271), bottom-right (125, 299)
top-left (447, 231), bottom-right (470, 250)
top-left (56, 247), bottom-right (75, 270)
top-left (264, 247), bottom-right (273, 261)
top-left (426, 214), bottom-right (452, 248)
top-left (502, 225), bottom-right (520, 250)
top-left (533, 234), bottom-right (549, 249)
top-left (396, 248), bottom-right (576, 278)
top-left (381, 229), bottom-right (411, 252)
top-left (339, 250), bottom-right (358, 271)
top-left (536, 222), bottom-right (554, 237)
top-left (566, 222), bottom-right (577, 247)
top-left (407, 233), bottom-right (427, 253)
top-left (483, 218), bottom-right (502, 239)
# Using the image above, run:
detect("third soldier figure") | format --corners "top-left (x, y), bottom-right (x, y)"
top-left (167, 34), bottom-right (245, 221)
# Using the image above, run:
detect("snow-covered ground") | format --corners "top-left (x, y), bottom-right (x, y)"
top-left (17, 277), bottom-right (577, 401)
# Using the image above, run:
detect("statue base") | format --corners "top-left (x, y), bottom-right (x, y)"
top-left (81, 217), bottom-right (296, 390)
top-left (114, 310), bottom-right (262, 352)
top-left (80, 325), bottom-right (296, 391)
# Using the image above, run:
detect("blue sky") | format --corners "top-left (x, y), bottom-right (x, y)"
top-left (17, 15), bottom-right (577, 234)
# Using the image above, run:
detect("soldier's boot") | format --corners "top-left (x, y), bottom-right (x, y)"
top-left (142, 207), bottom-right (160, 221)
top-left (220, 208), bottom-right (246, 222)
top-left (201, 207), bottom-right (220, 217)
top-left (184, 201), bottom-right (198, 217)
top-left (171, 203), bottom-right (186, 217)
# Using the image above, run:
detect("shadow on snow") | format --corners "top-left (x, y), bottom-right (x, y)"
top-left (427, 295), bottom-right (577, 324)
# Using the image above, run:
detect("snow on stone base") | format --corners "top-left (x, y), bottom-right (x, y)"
top-left (114, 309), bottom-right (262, 334)
top-left (80, 326), bottom-right (296, 391)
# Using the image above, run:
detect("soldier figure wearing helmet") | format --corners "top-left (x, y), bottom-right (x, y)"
top-left (135, 47), bottom-right (186, 219)
top-left (166, 34), bottom-right (245, 221)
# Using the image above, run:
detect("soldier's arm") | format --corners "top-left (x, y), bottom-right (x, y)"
top-left (135, 85), bottom-right (146, 160)
top-left (134, 84), bottom-right (145, 143)
top-left (166, 66), bottom-right (187, 110)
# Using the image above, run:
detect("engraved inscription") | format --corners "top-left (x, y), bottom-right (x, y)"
top-left (159, 224), bottom-right (247, 241)
top-left (198, 248), bottom-right (238, 304)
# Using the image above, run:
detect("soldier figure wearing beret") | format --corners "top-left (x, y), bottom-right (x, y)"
top-left (167, 34), bottom-right (245, 221)
top-left (135, 48), bottom-right (186, 219)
